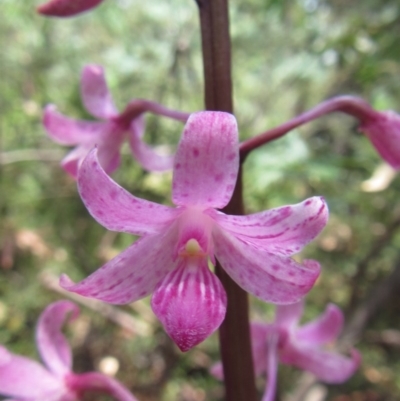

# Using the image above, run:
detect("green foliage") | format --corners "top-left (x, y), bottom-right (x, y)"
top-left (2, 0), bottom-right (400, 400)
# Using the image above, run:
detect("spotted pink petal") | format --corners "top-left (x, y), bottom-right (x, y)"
top-left (296, 304), bottom-right (343, 345)
top-left (37, 0), bottom-right (104, 17)
top-left (36, 301), bottom-right (79, 377)
top-left (0, 346), bottom-right (64, 399)
top-left (213, 227), bottom-right (320, 303)
top-left (172, 111), bottom-right (239, 209)
top-left (43, 105), bottom-right (104, 145)
top-left (151, 258), bottom-right (227, 351)
top-left (66, 372), bottom-right (138, 401)
top-left (81, 65), bottom-right (118, 120)
top-left (129, 116), bottom-right (174, 172)
top-left (280, 345), bottom-right (361, 384)
top-left (213, 197), bottom-right (328, 256)
top-left (60, 229), bottom-right (177, 304)
top-left (274, 301), bottom-right (304, 327)
top-left (78, 149), bottom-right (179, 235)
top-left (360, 110), bottom-right (400, 170)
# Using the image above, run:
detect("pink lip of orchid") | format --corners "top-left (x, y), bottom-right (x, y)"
top-left (59, 111), bottom-right (328, 352)
top-left (43, 64), bottom-right (179, 178)
top-left (37, 0), bottom-right (104, 17)
top-left (212, 301), bottom-right (361, 401)
top-left (0, 300), bottom-right (138, 401)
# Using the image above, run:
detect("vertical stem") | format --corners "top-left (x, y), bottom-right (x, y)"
top-left (197, 1), bottom-right (257, 400)
top-left (197, 0), bottom-right (233, 112)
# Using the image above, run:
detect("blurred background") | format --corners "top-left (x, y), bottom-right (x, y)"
top-left (1, 0), bottom-right (400, 400)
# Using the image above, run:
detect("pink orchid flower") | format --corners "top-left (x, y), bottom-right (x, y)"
top-left (359, 109), bottom-right (400, 170)
top-left (212, 301), bottom-right (361, 401)
top-left (60, 111), bottom-right (328, 352)
top-left (0, 300), bottom-right (137, 401)
top-left (37, 0), bottom-right (104, 17)
top-left (43, 64), bottom-right (188, 178)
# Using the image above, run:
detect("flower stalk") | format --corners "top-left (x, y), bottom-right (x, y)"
top-left (240, 95), bottom-right (375, 158)
top-left (197, 0), bottom-right (257, 400)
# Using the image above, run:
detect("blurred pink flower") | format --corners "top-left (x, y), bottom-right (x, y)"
top-left (0, 300), bottom-right (137, 401)
top-left (212, 301), bottom-right (361, 401)
top-left (37, 0), bottom-right (104, 17)
top-left (43, 64), bottom-right (188, 178)
top-left (359, 109), bottom-right (400, 170)
top-left (60, 111), bottom-right (328, 352)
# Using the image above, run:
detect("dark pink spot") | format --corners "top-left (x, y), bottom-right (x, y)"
top-left (305, 200), bottom-right (312, 206)
top-left (175, 163), bottom-right (181, 169)
top-left (227, 153), bottom-right (236, 161)
top-left (193, 148), bottom-right (199, 157)
top-left (214, 173), bottom-right (224, 182)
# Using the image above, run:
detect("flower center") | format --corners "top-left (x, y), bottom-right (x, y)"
top-left (179, 238), bottom-right (206, 258)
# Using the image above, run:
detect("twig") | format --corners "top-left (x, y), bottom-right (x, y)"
top-left (347, 215), bottom-right (400, 310)
top-left (366, 330), bottom-right (400, 348)
top-left (0, 149), bottom-right (65, 164)
top-left (40, 272), bottom-right (152, 337)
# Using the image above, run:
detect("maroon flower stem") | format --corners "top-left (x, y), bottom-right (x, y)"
top-left (114, 99), bottom-right (190, 129)
top-left (240, 95), bottom-right (376, 158)
top-left (197, 1), bottom-right (257, 400)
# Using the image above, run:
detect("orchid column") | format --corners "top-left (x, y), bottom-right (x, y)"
top-left (197, 1), bottom-right (258, 400)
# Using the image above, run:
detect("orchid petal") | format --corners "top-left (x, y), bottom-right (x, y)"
top-left (60, 230), bottom-right (177, 304)
top-left (78, 149), bottom-right (179, 235)
top-left (262, 332), bottom-right (279, 401)
top-left (172, 112), bottom-right (239, 208)
top-left (280, 345), bottom-right (361, 384)
top-left (94, 123), bottom-right (125, 174)
top-left (129, 116), bottom-right (174, 172)
top-left (36, 301), bottom-right (79, 377)
top-left (251, 323), bottom-right (270, 376)
top-left (210, 362), bottom-right (224, 380)
top-left (151, 258), bottom-right (226, 351)
top-left (43, 105), bottom-right (104, 145)
top-left (360, 110), bottom-right (400, 170)
top-left (296, 304), bottom-right (343, 345)
top-left (0, 346), bottom-right (63, 399)
top-left (213, 227), bottom-right (320, 303)
top-left (81, 65), bottom-right (118, 120)
top-left (61, 145), bottom-right (91, 178)
top-left (211, 323), bottom-right (275, 381)
top-left (37, 0), bottom-right (104, 17)
top-left (213, 197), bottom-right (328, 256)
top-left (66, 372), bottom-right (138, 401)
top-left (274, 301), bottom-right (304, 328)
